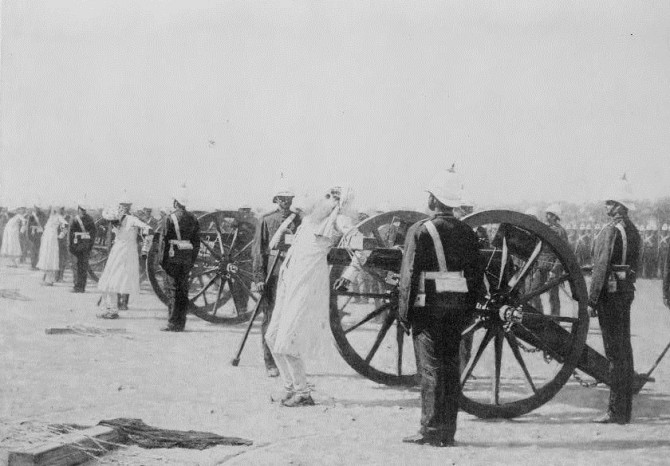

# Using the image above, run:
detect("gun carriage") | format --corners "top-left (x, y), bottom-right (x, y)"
top-left (145, 209), bottom-right (258, 324)
top-left (327, 209), bottom-right (653, 419)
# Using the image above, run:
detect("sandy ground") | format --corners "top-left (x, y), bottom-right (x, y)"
top-left (1, 263), bottom-right (670, 465)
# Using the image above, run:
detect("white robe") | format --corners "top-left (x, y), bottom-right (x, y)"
top-left (266, 208), bottom-right (351, 359)
top-left (97, 215), bottom-right (149, 295)
top-left (1, 215), bottom-right (25, 258)
top-left (36, 214), bottom-right (66, 271)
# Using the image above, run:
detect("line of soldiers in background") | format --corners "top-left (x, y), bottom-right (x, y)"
top-left (0, 205), bottom-right (162, 280)
top-left (564, 222), bottom-right (669, 278)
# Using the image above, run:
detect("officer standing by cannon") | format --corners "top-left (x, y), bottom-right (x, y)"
top-left (398, 167), bottom-right (484, 447)
top-left (587, 175), bottom-right (641, 424)
top-left (158, 184), bottom-right (200, 332)
top-left (252, 181), bottom-right (301, 377)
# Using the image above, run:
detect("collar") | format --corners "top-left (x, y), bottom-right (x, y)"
top-left (432, 211), bottom-right (455, 220)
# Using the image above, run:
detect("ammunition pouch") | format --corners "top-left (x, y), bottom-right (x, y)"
top-left (69, 232), bottom-right (92, 254)
top-left (607, 265), bottom-right (633, 293)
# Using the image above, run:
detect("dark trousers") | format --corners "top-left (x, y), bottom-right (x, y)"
top-left (72, 251), bottom-right (90, 291)
top-left (56, 239), bottom-right (68, 282)
top-left (530, 264), bottom-right (561, 316)
top-left (165, 262), bottom-right (192, 330)
top-left (597, 291), bottom-right (634, 422)
top-left (412, 312), bottom-right (463, 441)
top-left (30, 236), bottom-right (41, 268)
top-left (261, 275), bottom-right (278, 370)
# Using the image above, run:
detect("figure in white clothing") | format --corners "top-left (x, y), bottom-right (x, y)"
top-left (266, 186), bottom-right (354, 407)
top-left (1, 208), bottom-right (27, 267)
top-left (96, 202), bottom-right (152, 319)
top-left (36, 207), bottom-right (68, 285)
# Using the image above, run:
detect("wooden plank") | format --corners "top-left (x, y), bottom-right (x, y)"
top-left (8, 425), bottom-right (122, 466)
top-left (44, 328), bottom-right (126, 335)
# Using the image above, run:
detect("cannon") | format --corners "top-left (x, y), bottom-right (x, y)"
top-left (327, 209), bottom-right (654, 419)
top-left (145, 209), bottom-right (258, 324)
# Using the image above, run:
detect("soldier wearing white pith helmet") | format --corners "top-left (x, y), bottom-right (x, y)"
top-left (658, 223), bottom-right (670, 279)
top-left (158, 183), bottom-right (200, 331)
top-left (398, 167), bottom-right (484, 447)
top-left (252, 180), bottom-right (302, 377)
top-left (588, 174), bottom-right (641, 425)
top-left (528, 204), bottom-right (569, 316)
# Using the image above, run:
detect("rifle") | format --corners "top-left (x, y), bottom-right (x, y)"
top-left (231, 250), bottom-right (282, 367)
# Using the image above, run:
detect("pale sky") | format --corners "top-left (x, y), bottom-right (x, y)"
top-left (1, 1), bottom-right (669, 212)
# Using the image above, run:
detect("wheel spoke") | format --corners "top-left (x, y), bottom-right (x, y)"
top-left (461, 319), bottom-right (484, 338)
top-left (505, 332), bottom-right (538, 394)
top-left (491, 330), bottom-right (503, 405)
top-left (190, 274), bottom-right (218, 303)
top-left (507, 240), bottom-right (543, 292)
top-left (461, 328), bottom-right (495, 387)
top-left (364, 313), bottom-right (395, 364)
top-left (232, 276), bottom-right (259, 304)
top-left (498, 237), bottom-right (508, 289)
top-left (200, 239), bottom-right (223, 261)
top-left (211, 216), bottom-right (227, 255)
top-left (212, 276), bottom-right (225, 316)
top-left (344, 302), bottom-right (391, 334)
top-left (522, 312), bottom-right (580, 325)
top-left (232, 240), bottom-right (254, 259)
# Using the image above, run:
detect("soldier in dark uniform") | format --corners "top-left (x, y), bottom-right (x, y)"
top-left (640, 222), bottom-right (658, 279)
top-left (159, 187), bottom-right (200, 332)
top-left (530, 204), bottom-right (569, 316)
top-left (588, 184), bottom-right (641, 424)
top-left (68, 203), bottom-right (96, 293)
top-left (252, 185), bottom-right (301, 377)
top-left (26, 206), bottom-right (48, 269)
top-left (56, 207), bottom-right (70, 282)
top-left (398, 168), bottom-right (484, 447)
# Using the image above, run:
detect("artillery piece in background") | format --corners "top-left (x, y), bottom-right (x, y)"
top-left (145, 209), bottom-right (258, 324)
top-left (327, 210), bottom-right (653, 419)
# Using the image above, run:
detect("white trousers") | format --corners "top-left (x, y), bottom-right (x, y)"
top-left (271, 351), bottom-right (310, 396)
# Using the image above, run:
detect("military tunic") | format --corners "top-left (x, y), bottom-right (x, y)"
top-left (159, 209), bottom-right (200, 331)
top-left (589, 214), bottom-right (641, 423)
top-left (251, 209), bottom-right (301, 370)
top-left (398, 212), bottom-right (484, 443)
top-left (68, 212), bottom-right (96, 292)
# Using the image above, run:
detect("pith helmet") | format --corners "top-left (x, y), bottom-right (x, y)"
top-left (173, 182), bottom-right (189, 206)
top-left (545, 203), bottom-right (562, 219)
top-left (663, 223), bottom-right (669, 232)
top-left (604, 173), bottom-right (636, 211)
top-left (272, 181), bottom-right (295, 201)
top-left (426, 166), bottom-right (463, 208)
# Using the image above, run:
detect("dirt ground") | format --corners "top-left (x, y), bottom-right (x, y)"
top-left (1, 263), bottom-right (670, 465)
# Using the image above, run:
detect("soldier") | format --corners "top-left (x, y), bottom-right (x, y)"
top-left (0, 207), bottom-right (9, 251)
top-left (68, 203), bottom-right (96, 292)
top-left (530, 204), bottom-right (569, 316)
top-left (640, 221), bottom-right (658, 279)
top-left (55, 207), bottom-right (70, 282)
top-left (398, 168), bottom-right (484, 447)
top-left (587, 178), bottom-right (641, 424)
top-left (26, 205), bottom-right (48, 269)
top-left (158, 185), bottom-right (200, 332)
top-left (574, 223), bottom-right (589, 267)
top-left (252, 183), bottom-right (301, 377)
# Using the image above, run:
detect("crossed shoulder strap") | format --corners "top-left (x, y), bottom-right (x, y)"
top-left (424, 220), bottom-right (448, 272)
top-left (76, 215), bottom-right (87, 234)
top-left (170, 214), bottom-right (182, 241)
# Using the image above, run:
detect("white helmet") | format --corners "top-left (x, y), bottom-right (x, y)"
top-left (272, 178), bottom-right (295, 202)
top-left (173, 182), bottom-right (189, 206)
top-left (604, 173), bottom-right (636, 211)
top-left (426, 166), bottom-right (463, 208)
top-left (545, 203), bottom-right (562, 219)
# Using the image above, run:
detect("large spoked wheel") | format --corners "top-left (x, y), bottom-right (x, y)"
top-left (147, 210), bottom-right (258, 324)
top-left (459, 210), bottom-right (589, 418)
top-left (329, 211), bottom-right (429, 386)
top-left (87, 218), bottom-right (113, 282)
